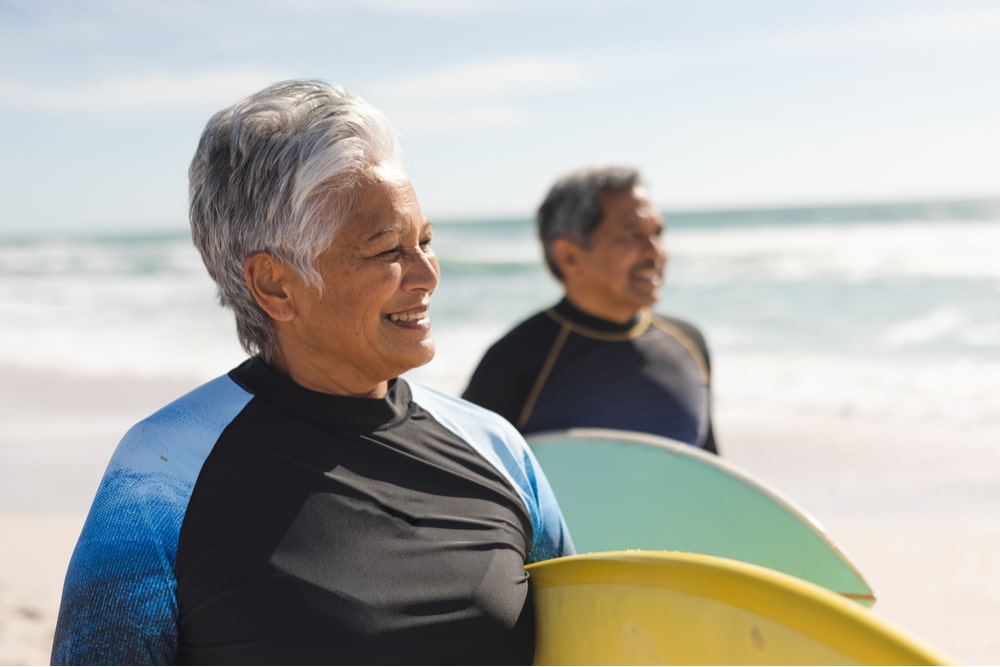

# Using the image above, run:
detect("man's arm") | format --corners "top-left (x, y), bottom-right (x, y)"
top-left (462, 341), bottom-right (533, 426)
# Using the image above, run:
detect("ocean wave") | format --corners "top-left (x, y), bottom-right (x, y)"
top-left (671, 220), bottom-right (1000, 283)
top-left (3, 203), bottom-right (998, 428)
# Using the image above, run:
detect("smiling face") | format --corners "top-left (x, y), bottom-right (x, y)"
top-left (252, 173), bottom-right (440, 397)
top-left (556, 186), bottom-right (667, 323)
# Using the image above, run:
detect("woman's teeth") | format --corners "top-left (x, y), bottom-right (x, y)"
top-left (388, 311), bottom-right (424, 322)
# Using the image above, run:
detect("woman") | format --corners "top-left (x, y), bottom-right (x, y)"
top-left (51, 79), bottom-right (573, 665)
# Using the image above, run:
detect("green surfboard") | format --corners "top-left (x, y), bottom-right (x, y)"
top-left (528, 428), bottom-right (875, 606)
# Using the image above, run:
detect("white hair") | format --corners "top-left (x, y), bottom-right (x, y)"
top-left (189, 79), bottom-right (404, 359)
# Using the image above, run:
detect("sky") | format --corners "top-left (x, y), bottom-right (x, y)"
top-left (1, 0), bottom-right (999, 234)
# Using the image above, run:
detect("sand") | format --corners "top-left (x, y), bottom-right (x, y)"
top-left (721, 412), bottom-right (1000, 665)
top-left (2, 366), bottom-right (999, 664)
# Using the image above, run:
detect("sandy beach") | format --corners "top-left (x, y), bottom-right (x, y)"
top-left (2, 365), bottom-right (999, 665)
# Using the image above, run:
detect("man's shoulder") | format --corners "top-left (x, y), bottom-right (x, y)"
top-left (484, 308), bottom-right (561, 351)
top-left (651, 312), bottom-right (706, 340)
top-left (506, 307), bottom-right (560, 335)
top-left (648, 312), bottom-right (712, 371)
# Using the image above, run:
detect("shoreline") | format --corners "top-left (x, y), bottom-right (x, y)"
top-left (3, 366), bottom-right (999, 664)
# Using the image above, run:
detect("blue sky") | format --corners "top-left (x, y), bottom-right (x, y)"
top-left (2, 0), bottom-right (998, 234)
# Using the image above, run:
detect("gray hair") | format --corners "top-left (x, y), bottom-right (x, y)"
top-left (536, 165), bottom-right (642, 280)
top-left (189, 79), bottom-right (403, 359)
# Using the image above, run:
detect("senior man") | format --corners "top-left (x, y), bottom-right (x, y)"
top-left (464, 165), bottom-right (719, 454)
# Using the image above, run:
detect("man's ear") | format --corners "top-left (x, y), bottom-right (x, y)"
top-left (244, 253), bottom-right (297, 322)
top-left (552, 237), bottom-right (582, 278)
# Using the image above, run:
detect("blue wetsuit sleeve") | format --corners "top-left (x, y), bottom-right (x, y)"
top-left (51, 435), bottom-right (183, 665)
top-left (518, 437), bottom-right (576, 562)
top-left (51, 375), bottom-right (252, 665)
top-left (407, 381), bottom-right (575, 562)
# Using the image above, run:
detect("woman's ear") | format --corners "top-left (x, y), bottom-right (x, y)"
top-left (244, 253), bottom-right (297, 322)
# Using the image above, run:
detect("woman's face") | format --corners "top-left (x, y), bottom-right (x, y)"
top-left (277, 174), bottom-right (440, 396)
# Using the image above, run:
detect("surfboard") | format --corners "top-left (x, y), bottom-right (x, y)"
top-left (527, 550), bottom-right (950, 665)
top-left (527, 428), bottom-right (875, 605)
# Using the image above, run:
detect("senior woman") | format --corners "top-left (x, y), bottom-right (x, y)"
top-left (51, 79), bottom-right (573, 665)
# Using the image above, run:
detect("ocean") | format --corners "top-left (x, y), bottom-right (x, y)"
top-left (3, 197), bottom-right (1000, 427)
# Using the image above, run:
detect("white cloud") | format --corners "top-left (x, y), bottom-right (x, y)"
top-left (0, 69), bottom-right (292, 112)
top-left (386, 105), bottom-right (525, 133)
top-left (355, 0), bottom-right (507, 14)
top-left (368, 55), bottom-right (595, 133)
top-left (757, 5), bottom-right (1000, 56)
top-left (374, 56), bottom-right (593, 101)
top-left (306, 0), bottom-right (629, 16)
top-left (46, 0), bottom-right (618, 22)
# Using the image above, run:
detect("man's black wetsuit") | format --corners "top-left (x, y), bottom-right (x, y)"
top-left (52, 358), bottom-right (573, 665)
top-left (463, 299), bottom-right (718, 453)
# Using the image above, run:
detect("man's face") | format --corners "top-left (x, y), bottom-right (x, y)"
top-left (567, 186), bottom-right (666, 322)
top-left (281, 174), bottom-right (440, 395)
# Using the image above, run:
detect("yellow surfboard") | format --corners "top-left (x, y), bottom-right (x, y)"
top-left (527, 550), bottom-right (951, 665)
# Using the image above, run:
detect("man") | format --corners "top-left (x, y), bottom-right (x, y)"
top-left (51, 80), bottom-right (572, 665)
top-left (463, 165), bottom-right (718, 454)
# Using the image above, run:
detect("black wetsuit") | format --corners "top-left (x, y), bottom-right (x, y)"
top-left (463, 299), bottom-right (718, 454)
top-left (52, 358), bottom-right (573, 665)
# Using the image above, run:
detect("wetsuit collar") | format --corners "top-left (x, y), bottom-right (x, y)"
top-left (229, 357), bottom-right (413, 431)
top-left (553, 298), bottom-right (646, 333)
